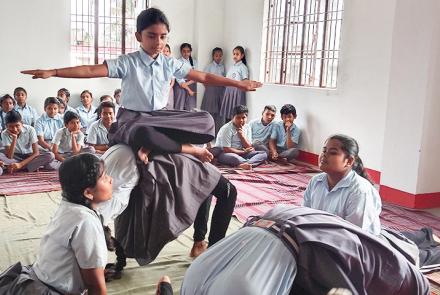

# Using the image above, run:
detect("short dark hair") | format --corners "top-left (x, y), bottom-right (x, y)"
top-left (64, 111), bottom-right (80, 125)
top-left (80, 90), bottom-right (93, 98)
top-left (59, 153), bottom-right (104, 209)
top-left (58, 88), bottom-right (71, 98)
top-left (5, 110), bottom-right (22, 125)
top-left (0, 94), bottom-right (15, 105)
top-left (97, 101), bottom-right (116, 118)
top-left (137, 8), bottom-right (170, 33)
top-left (212, 47), bottom-right (223, 57)
top-left (13, 87), bottom-right (27, 97)
top-left (263, 105), bottom-right (276, 113)
top-left (233, 105), bottom-right (248, 116)
top-left (44, 97), bottom-right (60, 109)
top-left (280, 104), bottom-right (297, 116)
top-left (57, 97), bottom-right (66, 108)
top-left (99, 95), bottom-right (113, 102)
top-left (114, 89), bottom-right (121, 96)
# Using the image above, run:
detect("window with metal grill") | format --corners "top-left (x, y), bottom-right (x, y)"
top-left (71, 0), bottom-right (148, 65)
top-left (261, 0), bottom-right (344, 88)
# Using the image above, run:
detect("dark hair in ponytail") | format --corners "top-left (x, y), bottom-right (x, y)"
top-left (234, 46), bottom-right (247, 65)
top-left (327, 134), bottom-right (371, 183)
top-left (180, 43), bottom-right (194, 67)
top-left (59, 153), bottom-right (104, 209)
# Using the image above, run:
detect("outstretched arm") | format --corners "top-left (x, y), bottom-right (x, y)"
top-left (21, 64), bottom-right (109, 79)
top-left (186, 70), bottom-right (262, 92)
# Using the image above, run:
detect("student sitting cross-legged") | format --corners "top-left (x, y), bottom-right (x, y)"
top-left (269, 104), bottom-right (301, 163)
top-left (215, 105), bottom-right (267, 170)
top-left (0, 110), bottom-right (55, 175)
top-left (35, 97), bottom-right (64, 151)
top-left (51, 111), bottom-right (95, 165)
top-left (249, 104), bottom-right (277, 157)
top-left (86, 101), bottom-right (115, 154)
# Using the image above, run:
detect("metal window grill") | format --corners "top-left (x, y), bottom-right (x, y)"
top-left (262, 0), bottom-right (343, 88)
top-left (71, 0), bottom-right (148, 65)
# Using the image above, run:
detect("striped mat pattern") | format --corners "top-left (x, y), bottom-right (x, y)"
top-left (0, 170), bottom-right (60, 196)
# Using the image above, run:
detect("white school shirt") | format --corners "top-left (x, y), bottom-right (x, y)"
top-left (215, 121), bottom-right (252, 149)
top-left (86, 119), bottom-right (110, 145)
top-left (34, 113), bottom-right (64, 142)
top-left (302, 170), bottom-right (382, 235)
top-left (176, 56), bottom-right (197, 84)
top-left (204, 61), bottom-right (225, 77)
top-left (52, 127), bottom-right (85, 153)
top-left (1, 124), bottom-right (37, 154)
top-left (33, 200), bottom-right (107, 294)
top-left (249, 118), bottom-right (274, 145)
top-left (76, 105), bottom-right (97, 130)
top-left (270, 121), bottom-right (301, 149)
top-left (106, 49), bottom-right (192, 112)
top-left (14, 104), bottom-right (38, 126)
top-left (226, 61), bottom-right (248, 81)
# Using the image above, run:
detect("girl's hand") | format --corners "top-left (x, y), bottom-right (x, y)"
top-left (238, 80), bottom-right (263, 91)
top-left (7, 162), bottom-right (22, 173)
top-left (194, 147), bottom-right (213, 162)
top-left (21, 69), bottom-right (56, 79)
top-left (187, 89), bottom-right (196, 96)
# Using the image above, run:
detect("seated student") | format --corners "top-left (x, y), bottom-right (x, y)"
top-left (52, 111), bottom-right (95, 163)
top-left (35, 97), bottom-right (64, 150)
top-left (13, 87), bottom-right (38, 127)
top-left (57, 97), bottom-right (66, 117)
top-left (248, 105), bottom-right (276, 155)
top-left (303, 134), bottom-right (440, 269)
top-left (57, 87), bottom-right (77, 114)
top-left (0, 110), bottom-right (55, 174)
top-left (113, 88), bottom-right (121, 106)
top-left (180, 205), bottom-right (429, 295)
top-left (302, 134), bottom-right (382, 235)
top-left (0, 153), bottom-right (110, 294)
top-left (87, 101), bottom-right (115, 154)
top-left (0, 94), bottom-right (16, 131)
top-left (269, 104), bottom-right (301, 162)
top-left (215, 105), bottom-right (267, 170)
top-left (99, 94), bottom-right (119, 116)
top-left (76, 90), bottom-right (97, 132)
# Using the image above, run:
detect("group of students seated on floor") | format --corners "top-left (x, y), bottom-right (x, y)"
top-left (0, 85), bottom-right (299, 175)
top-left (0, 88), bottom-right (121, 175)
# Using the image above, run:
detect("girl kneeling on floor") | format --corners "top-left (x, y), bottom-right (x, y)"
top-left (0, 153), bottom-right (111, 294)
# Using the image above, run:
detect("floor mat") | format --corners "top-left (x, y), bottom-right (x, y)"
top-left (0, 170), bottom-right (60, 196)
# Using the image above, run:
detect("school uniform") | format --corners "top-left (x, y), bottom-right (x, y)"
top-left (76, 104), bottom-right (97, 131)
top-left (174, 57), bottom-right (198, 111)
top-left (219, 61), bottom-right (248, 119)
top-left (249, 118), bottom-right (274, 155)
top-left (0, 125), bottom-right (55, 174)
top-left (215, 121), bottom-right (267, 167)
top-left (52, 127), bottom-right (95, 159)
top-left (65, 104), bottom-right (77, 114)
top-left (181, 205), bottom-right (429, 295)
top-left (86, 119), bottom-right (110, 145)
top-left (303, 170), bottom-right (382, 235)
top-left (34, 113), bottom-right (64, 146)
top-left (0, 200), bottom-right (107, 294)
top-left (270, 121), bottom-right (301, 160)
top-left (14, 104), bottom-right (38, 126)
top-left (0, 111), bottom-right (8, 130)
top-left (201, 61), bottom-right (225, 133)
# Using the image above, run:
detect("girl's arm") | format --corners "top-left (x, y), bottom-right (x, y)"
top-left (52, 144), bottom-right (65, 162)
top-left (21, 64), bottom-right (108, 79)
top-left (37, 135), bottom-right (51, 150)
top-left (5, 132), bottom-right (17, 159)
top-left (71, 133), bottom-right (82, 154)
top-left (80, 268), bottom-right (107, 295)
top-left (186, 70), bottom-right (262, 91)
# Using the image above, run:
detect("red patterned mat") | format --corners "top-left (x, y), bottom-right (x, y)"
top-left (0, 170), bottom-right (60, 196)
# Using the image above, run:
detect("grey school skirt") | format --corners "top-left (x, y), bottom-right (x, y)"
top-left (0, 262), bottom-right (62, 294)
top-left (219, 86), bottom-right (246, 119)
top-left (201, 85), bottom-right (225, 114)
top-left (173, 83), bottom-right (197, 111)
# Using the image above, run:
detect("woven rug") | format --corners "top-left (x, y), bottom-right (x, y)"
top-left (217, 161), bottom-right (320, 175)
top-left (0, 170), bottom-right (60, 196)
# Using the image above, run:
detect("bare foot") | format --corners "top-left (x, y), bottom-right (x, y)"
top-left (190, 240), bottom-right (208, 258)
top-left (156, 275), bottom-right (172, 295)
top-left (433, 234), bottom-right (440, 244)
top-left (194, 147), bottom-right (213, 162)
top-left (137, 147), bottom-right (150, 165)
top-left (238, 163), bottom-right (253, 170)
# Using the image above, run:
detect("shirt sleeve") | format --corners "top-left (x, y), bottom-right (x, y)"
top-left (71, 218), bottom-right (107, 269)
top-left (105, 54), bottom-right (130, 79)
top-left (1, 131), bottom-right (11, 146)
top-left (245, 124), bottom-right (252, 143)
top-left (292, 127), bottom-right (300, 144)
top-left (302, 179), bottom-right (313, 207)
top-left (32, 107), bottom-right (38, 126)
top-left (52, 129), bottom-right (62, 146)
top-left (241, 64), bottom-right (249, 80)
top-left (86, 125), bottom-right (97, 144)
top-left (270, 123), bottom-right (279, 140)
top-left (77, 132), bottom-right (85, 147)
top-left (344, 187), bottom-right (378, 234)
top-left (215, 125), bottom-right (232, 147)
top-left (34, 117), bottom-right (44, 136)
top-left (170, 57), bottom-right (192, 81)
top-left (29, 126), bottom-right (38, 144)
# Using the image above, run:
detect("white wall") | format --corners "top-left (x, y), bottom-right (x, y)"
top-left (223, 0), bottom-right (396, 171)
top-left (0, 0), bottom-right (121, 114)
